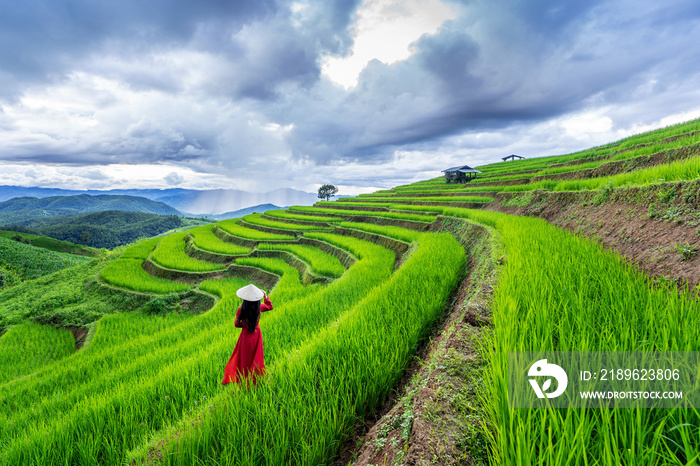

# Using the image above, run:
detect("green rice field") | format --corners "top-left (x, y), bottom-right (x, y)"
top-left (1, 118), bottom-right (699, 464)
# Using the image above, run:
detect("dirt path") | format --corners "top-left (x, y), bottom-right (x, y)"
top-left (336, 218), bottom-right (500, 466)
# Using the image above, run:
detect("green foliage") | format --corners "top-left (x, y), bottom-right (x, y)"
top-left (234, 257), bottom-right (315, 303)
top-left (346, 195), bottom-right (493, 204)
top-left (0, 267), bottom-right (21, 289)
top-left (290, 205), bottom-right (437, 222)
top-left (145, 295), bottom-right (181, 316)
top-left (0, 323), bottom-right (76, 384)
top-left (242, 213), bottom-right (333, 231)
top-left (674, 243), bottom-right (699, 260)
top-left (0, 256), bottom-right (150, 333)
top-left (150, 232), bottom-right (225, 272)
top-left (189, 224), bottom-right (250, 255)
top-left (217, 219), bottom-right (294, 241)
top-left (141, 232), bottom-right (465, 465)
top-left (446, 208), bottom-right (700, 466)
top-left (3, 211), bottom-right (184, 249)
top-left (10, 233), bottom-right (29, 244)
top-left (0, 235), bottom-right (396, 465)
top-left (317, 184), bottom-right (339, 201)
top-left (101, 259), bottom-right (191, 294)
top-left (120, 237), bottom-right (162, 260)
top-left (592, 180), bottom-right (615, 205)
top-left (474, 118), bottom-right (700, 178)
top-left (3, 117), bottom-right (700, 465)
top-left (489, 156), bottom-right (700, 195)
top-left (0, 237), bottom-right (93, 287)
top-left (500, 191), bottom-right (535, 207)
top-left (339, 221), bottom-right (422, 242)
top-left (0, 194), bottom-right (181, 225)
top-left (657, 186), bottom-right (677, 203)
top-left (264, 209), bottom-right (342, 223)
top-left (257, 242), bottom-right (346, 277)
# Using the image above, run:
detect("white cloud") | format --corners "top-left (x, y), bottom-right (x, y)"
top-left (560, 110), bottom-right (614, 138)
top-left (321, 0), bottom-right (457, 88)
top-left (0, 162), bottom-right (233, 190)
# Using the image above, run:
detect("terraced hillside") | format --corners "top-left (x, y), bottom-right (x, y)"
top-left (0, 118), bottom-right (699, 465)
top-left (0, 235), bottom-right (96, 289)
top-left (368, 118), bottom-right (700, 290)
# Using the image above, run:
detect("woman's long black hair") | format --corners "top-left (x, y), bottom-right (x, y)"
top-left (239, 299), bottom-right (261, 333)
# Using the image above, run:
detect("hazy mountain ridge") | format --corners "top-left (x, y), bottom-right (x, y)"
top-left (207, 203), bottom-right (282, 220)
top-left (0, 186), bottom-right (317, 215)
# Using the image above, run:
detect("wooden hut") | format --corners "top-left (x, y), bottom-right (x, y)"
top-left (441, 165), bottom-right (482, 183)
top-left (502, 154), bottom-right (525, 161)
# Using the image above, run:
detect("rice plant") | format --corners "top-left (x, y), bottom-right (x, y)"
top-left (242, 213), bottom-right (334, 231)
top-left (120, 237), bottom-right (161, 260)
top-left (441, 207), bottom-right (700, 465)
top-left (235, 257), bottom-right (319, 303)
top-left (136, 232), bottom-right (465, 465)
top-left (189, 224), bottom-right (250, 255)
top-left (0, 237), bottom-right (93, 283)
top-left (339, 221), bottom-right (422, 243)
top-left (0, 235), bottom-right (395, 465)
top-left (264, 209), bottom-right (343, 223)
top-left (349, 195), bottom-right (493, 203)
top-left (0, 323), bottom-right (75, 384)
top-left (151, 232), bottom-right (226, 272)
top-left (256, 242), bottom-right (346, 278)
top-left (100, 259), bottom-right (192, 294)
top-left (289, 205), bottom-right (437, 223)
top-left (217, 219), bottom-right (295, 241)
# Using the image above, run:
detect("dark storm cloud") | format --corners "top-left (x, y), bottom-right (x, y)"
top-left (0, 0), bottom-right (366, 103)
top-left (1, 0), bottom-right (700, 185)
top-left (0, 0), bottom-right (277, 99)
top-left (189, 0), bottom-right (363, 100)
top-left (0, 0), bottom-right (370, 170)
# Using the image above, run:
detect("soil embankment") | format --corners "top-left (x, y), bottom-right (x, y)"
top-left (486, 181), bottom-right (700, 290)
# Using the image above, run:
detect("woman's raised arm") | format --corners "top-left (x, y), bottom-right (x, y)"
top-left (261, 293), bottom-right (273, 312)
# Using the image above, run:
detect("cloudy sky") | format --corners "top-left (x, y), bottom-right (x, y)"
top-left (1, 0), bottom-right (699, 196)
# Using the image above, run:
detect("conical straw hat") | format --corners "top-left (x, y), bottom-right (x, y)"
top-left (236, 284), bottom-right (264, 301)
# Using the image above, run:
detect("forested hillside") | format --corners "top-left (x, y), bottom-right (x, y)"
top-left (3, 211), bottom-right (185, 249)
top-left (0, 194), bottom-right (181, 225)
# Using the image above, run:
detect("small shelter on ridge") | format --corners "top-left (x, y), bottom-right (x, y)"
top-left (441, 165), bottom-right (482, 183)
top-left (502, 154), bottom-right (525, 162)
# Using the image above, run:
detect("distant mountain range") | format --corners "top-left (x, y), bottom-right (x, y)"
top-left (0, 186), bottom-right (317, 215)
top-left (0, 194), bottom-right (181, 226)
top-left (209, 203), bottom-right (282, 220)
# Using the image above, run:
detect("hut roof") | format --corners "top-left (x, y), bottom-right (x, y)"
top-left (502, 154), bottom-right (525, 161)
top-left (441, 165), bottom-right (482, 174)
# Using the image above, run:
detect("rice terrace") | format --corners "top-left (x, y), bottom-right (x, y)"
top-left (0, 118), bottom-right (699, 465)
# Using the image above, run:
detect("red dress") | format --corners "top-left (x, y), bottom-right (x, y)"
top-left (222, 296), bottom-right (273, 385)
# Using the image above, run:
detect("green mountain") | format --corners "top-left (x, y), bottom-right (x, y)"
top-left (0, 230), bottom-right (100, 257)
top-left (5, 211), bottom-right (184, 249)
top-left (0, 194), bottom-right (182, 226)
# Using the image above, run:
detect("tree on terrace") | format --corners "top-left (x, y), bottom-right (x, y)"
top-left (317, 184), bottom-right (339, 202)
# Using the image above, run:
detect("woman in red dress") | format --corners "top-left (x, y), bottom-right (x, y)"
top-left (222, 284), bottom-right (273, 385)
